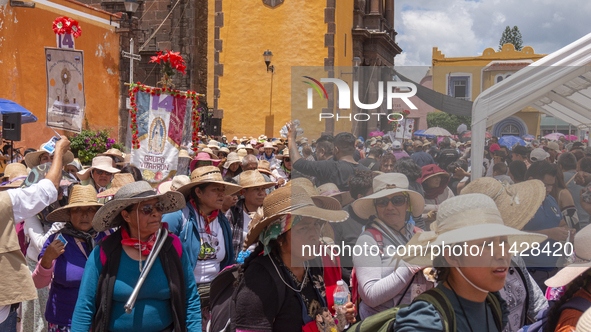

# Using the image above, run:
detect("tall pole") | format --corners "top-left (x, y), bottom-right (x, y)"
top-left (129, 38), bottom-right (134, 84)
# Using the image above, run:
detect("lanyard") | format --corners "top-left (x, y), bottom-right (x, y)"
top-left (74, 238), bottom-right (89, 260)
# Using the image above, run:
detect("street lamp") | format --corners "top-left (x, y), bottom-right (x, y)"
top-left (352, 56), bottom-right (361, 67)
top-left (263, 50), bottom-right (274, 73)
top-left (110, 0), bottom-right (140, 25)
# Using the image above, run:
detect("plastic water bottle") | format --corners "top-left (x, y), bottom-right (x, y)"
top-left (333, 280), bottom-right (349, 314)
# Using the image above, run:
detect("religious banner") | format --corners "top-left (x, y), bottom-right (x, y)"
top-left (45, 47), bottom-right (85, 133)
top-left (395, 119), bottom-right (406, 139)
top-left (128, 83), bottom-right (201, 184)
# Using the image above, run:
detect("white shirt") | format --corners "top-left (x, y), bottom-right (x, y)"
top-left (1, 179), bottom-right (57, 323)
top-left (24, 218), bottom-right (64, 261)
top-left (242, 210), bottom-right (256, 252)
top-left (193, 216), bottom-right (226, 284)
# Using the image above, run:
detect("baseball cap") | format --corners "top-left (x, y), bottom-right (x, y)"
top-left (547, 142), bottom-right (560, 151)
top-left (392, 141), bottom-right (402, 149)
top-left (489, 143), bottom-right (501, 153)
top-left (530, 148), bottom-right (550, 162)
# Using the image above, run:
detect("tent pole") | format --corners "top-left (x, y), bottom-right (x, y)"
top-left (10, 140), bottom-right (13, 163)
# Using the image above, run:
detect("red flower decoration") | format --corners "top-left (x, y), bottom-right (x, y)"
top-left (149, 49), bottom-right (187, 75)
top-left (52, 17), bottom-right (82, 38)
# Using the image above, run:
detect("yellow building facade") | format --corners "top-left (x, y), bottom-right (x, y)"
top-left (207, 0), bottom-right (400, 139)
top-left (432, 43), bottom-right (546, 137)
top-left (0, 0), bottom-right (120, 150)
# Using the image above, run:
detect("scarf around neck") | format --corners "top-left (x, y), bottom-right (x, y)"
top-left (120, 227), bottom-right (157, 256)
top-left (60, 222), bottom-right (97, 254)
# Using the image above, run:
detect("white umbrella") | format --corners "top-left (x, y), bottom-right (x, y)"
top-left (423, 127), bottom-right (452, 137)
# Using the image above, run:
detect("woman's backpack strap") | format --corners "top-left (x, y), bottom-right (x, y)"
top-left (486, 292), bottom-right (504, 332)
top-left (414, 288), bottom-right (456, 332)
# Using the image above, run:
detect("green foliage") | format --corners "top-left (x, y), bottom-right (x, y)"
top-left (499, 25), bottom-right (523, 51)
top-left (426, 113), bottom-right (471, 134)
top-left (68, 129), bottom-right (124, 165)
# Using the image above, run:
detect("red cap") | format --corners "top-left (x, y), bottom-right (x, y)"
top-left (489, 143), bottom-right (500, 153)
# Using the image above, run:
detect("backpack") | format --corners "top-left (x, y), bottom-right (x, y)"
top-left (518, 297), bottom-right (591, 332)
top-left (348, 287), bottom-right (503, 332)
top-left (208, 257), bottom-right (287, 332)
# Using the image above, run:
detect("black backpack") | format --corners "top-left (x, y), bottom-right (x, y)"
top-left (208, 258), bottom-right (287, 332)
top-left (438, 148), bottom-right (459, 170)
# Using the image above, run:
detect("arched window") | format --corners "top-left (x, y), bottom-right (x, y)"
top-left (500, 124), bottom-right (520, 136)
top-left (496, 75), bottom-right (504, 84)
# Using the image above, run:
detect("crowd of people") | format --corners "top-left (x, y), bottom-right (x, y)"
top-left (2, 124), bottom-right (591, 332)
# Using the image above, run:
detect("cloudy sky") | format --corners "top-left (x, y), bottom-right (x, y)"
top-left (394, 0), bottom-right (591, 67)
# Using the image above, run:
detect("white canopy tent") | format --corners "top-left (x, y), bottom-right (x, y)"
top-left (471, 32), bottom-right (591, 179)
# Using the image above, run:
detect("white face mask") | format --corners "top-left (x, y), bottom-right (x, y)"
top-left (454, 267), bottom-right (488, 293)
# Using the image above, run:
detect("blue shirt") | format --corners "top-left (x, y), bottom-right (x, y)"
top-left (70, 238), bottom-right (201, 332)
top-left (521, 195), bottom-right (563, 270)
top-left (411, 151), bottom-right (435, 168)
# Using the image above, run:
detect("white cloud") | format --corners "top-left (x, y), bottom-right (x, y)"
top-left (394, 0), bottom-right (591, 67)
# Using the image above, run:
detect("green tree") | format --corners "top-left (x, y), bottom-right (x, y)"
top-left (499, 25), bottom-right (523, 51)
top-left (426, 112), bottom-right (471, 135)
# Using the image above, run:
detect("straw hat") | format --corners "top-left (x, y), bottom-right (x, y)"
top-left (223, 152), bottom-right (241, 169)
top-left (243, 185), bottom-right (349, 249)
top-left (239, 170), bottom-right (275, 190)
top-left (116, 153), bottom-right (131, 166)
top-left (236, 149), bottom-right (248, 161)
top-left (66, 159), bottom-right (83, 172)
top-left (92, 181), bottom-right (185, 232)
top-left (288, 178), bottom-right (342, 210)
top-left (577, 307), bottom-right (591, 332)
top-left (0, 170), bottom-right (28, 191)
top-left (220, 147), bottom-right (230, 154)
top-left (47, 185), bottom-right (103, 222)
top-left (257, 160), bottom-right (273, 176)
top-left (263, 141), bottom-right (276, 151)
top-left (352, 173), bottom-right (425, 219)
top-left (233, 136), bottom-right (238, 141)
top-left (276, 149), bottom-right (290, 159)
top-left (25, 144), bottom-right (74, 168)
top-left (98, 148), bottom-right (124, 163)
top-left (77, 156), bottom-right (121, 180)
top-left (157, 175), bottom-right (191, 194)
top-left (176, 166), bottom-right (242, 198)
top-left (245, 144), bottom-right (255, 151)
top-left (208, 140), bottom-right (220, 149)
top-left (413, 140), bottom-right (423, 148)
top-left (546, 224), bottom-right (591, 288)
top-left (178, 149), bottom-right (190, 159)
top-left (96, 173), bottom-right (136, 198)
top-left (402, 194), bottom-right (547, 266)
top-left (2, 163), bottom-right (26, 181)
top-left (461, 178), bottom-right (545, 230)
top-left (201, 148), bottom-right (219, 159)
top-left (317, 183), bottom-right (354, 207)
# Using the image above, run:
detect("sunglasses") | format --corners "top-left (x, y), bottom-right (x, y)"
top-left (284, 158), bottom-right (291, 162)
top-left (136, 202), bottom-right (165, 215)
top-left (94, 169), bottom-right (112, 176)
top-left (375, 195), bottom-right (407, 208)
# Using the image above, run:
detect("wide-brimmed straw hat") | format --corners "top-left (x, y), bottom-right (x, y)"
top-left (219, 147), bottom-right (230, 154)
top-left (243, 185), bottom-right (349, 249)
top-left (157, 175), bottom-right (191, 194)
top-left (289, 178), bottom-right (341, 210)
top-left (236, 149), bottom-right (248, 161)
top-left (245, 144), bottom-right (255, 151)
top-left (190, 152), bottom-right (221, 171)
top-left (92, 181), bottom-right (186, 232)
top-left (577, 307), bottom-right (591, 332)
top-left (461, 178), bottom-right (545, 230)
top-left (96, 173), bottom-right (136, 198)
top-left (546, 224), bottom-right (591, 288)
top-left (201, 148), bottom-right (219, 159)
top-left (98, 148), bottom-right (124, 163)
top-left (263, 141), bottom-right (276, 151)
top-left (47, 185), bottom-right (103, 222)
top-left (0, 170), bottom-right (28, 191)
top-left (25, 143), bottom-right (74, 168)
top-left (223, 152), bottom-right (241, 169)
top-left (317, 183), bottom-right (354, 207)
top-left (178, 149), bottom-right (190, 159)
top-left (352, 173), bottom-right (425, 219)
top-left (276, 149), bottom-right (290, 159)
top-left (257, 160), bottom-right (273, 176)
top-left (208, 140), bottom-right (220, 149)
top-left (239, 170), bottom-right (275, 190)
top-left (77, 156), bottom-right (121, 180)
top-left (176, 166), bottom-right (242, 198)
top-left (2, 163), bottom-right (26, 181)
top-left (402, 194), bottom-right (547, 266)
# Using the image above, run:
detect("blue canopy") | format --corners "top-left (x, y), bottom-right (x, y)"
top-left (522, 134), bottom-right (535, 139)
top-left (498, 136), bottom-right (526, 150)
top-left (413, 130), bottom-right (435, 138)
top-left (0, 99), bottom-right (38, 124)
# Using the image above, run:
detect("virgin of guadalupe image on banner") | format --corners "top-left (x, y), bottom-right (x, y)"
top-left (128, 84), bottom-right (201, 185)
